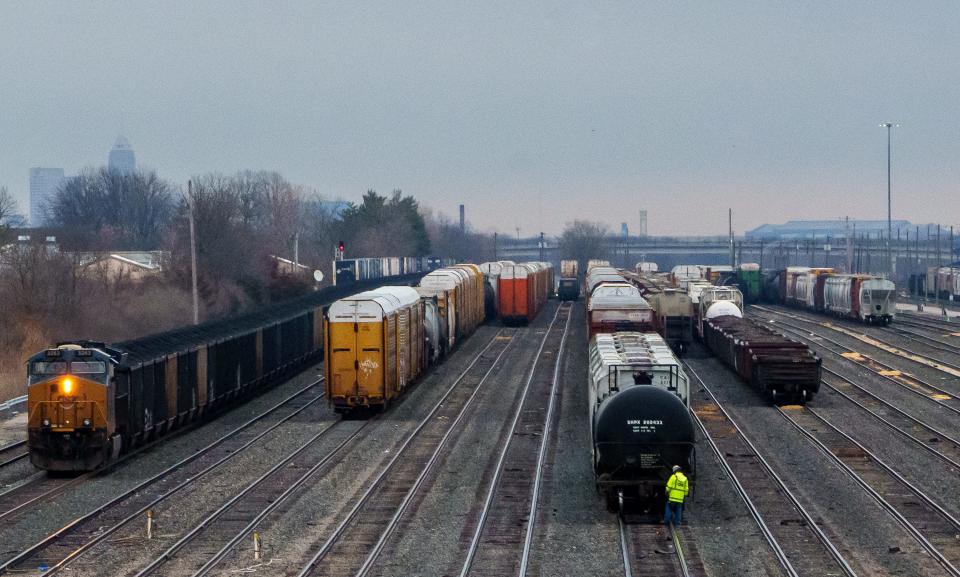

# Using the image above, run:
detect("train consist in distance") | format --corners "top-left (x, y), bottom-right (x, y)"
top-left (602, 263), bottom-right (822, 404)
top-left (780, 267), bottom-right (896, 324)
top-left (26, 257), bottom-right (553, 471)
top-left (582, 263), bottom-right (695, 509)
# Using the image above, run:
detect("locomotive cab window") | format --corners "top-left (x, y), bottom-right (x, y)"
top-left (31, 361), bottom-right (67, 375)
top-left (71, 361), bottom-right (106, 374)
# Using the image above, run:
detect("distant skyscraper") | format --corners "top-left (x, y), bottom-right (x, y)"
top-left (108, 135), bottom-right (136, 173)
top-left (30, 167), bottom-right (65, 226)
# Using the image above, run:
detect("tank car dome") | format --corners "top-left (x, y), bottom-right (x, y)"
top-left (705, 300), bottom-right (743, 319)
top-left (593, 386), bottom-right (694, 447)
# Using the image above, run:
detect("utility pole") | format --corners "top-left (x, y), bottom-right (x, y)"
top-left (881, 122), bottom-right (897, 277)
top-left (293, 232), bottom-right (299, 268)
top-left (188, 179), bottom-right (199, 325)
top-left (728, 208), bottom-right (734, 268)
top-left (539, 232), bottom-right (545, 262)
top-left (493, 232), bottom-right (498, 260)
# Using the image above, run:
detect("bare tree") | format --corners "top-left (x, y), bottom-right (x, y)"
top-left (560, 220), bottom-right (610, 276)
top-left (0, 186), bottom-right (21, 225)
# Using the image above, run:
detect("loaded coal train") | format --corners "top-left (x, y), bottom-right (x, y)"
top-left (26, 273), bottom-right (419, 471)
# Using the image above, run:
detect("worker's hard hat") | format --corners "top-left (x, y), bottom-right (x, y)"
top-left (672, 465), bottom-right (681, 472)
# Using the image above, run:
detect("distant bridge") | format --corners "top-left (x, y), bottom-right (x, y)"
top-left (493, 237), bottom-right (956, 283)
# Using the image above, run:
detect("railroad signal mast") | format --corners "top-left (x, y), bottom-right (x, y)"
top-left (335, 240), bottom-right (345, 261)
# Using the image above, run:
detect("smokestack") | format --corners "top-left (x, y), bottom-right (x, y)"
top-left (459, 204), bottom-right (465, 233)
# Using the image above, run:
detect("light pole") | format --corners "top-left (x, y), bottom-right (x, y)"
top-left (880, 122), bottom-right (898, 278)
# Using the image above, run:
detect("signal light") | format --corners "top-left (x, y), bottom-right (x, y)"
top-left (338, 241), bottom-right (345, 252)
top-left (61, 378), bottom-right (74, 395)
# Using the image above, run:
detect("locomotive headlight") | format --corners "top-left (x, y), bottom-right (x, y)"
top-left (61, 378), bottom-right (74, 395)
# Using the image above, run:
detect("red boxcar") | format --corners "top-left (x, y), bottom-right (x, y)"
top-left (498, 262), bottom-right (552, 325)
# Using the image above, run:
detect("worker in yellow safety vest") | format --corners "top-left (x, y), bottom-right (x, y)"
top-left (663, 465), bottom-right (689, 526)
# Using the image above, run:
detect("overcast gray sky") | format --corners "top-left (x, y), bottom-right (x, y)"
top-left (2, 1), bottom-right (958, 236)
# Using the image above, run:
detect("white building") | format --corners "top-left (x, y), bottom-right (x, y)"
top-left (29, 167), bottom-right (65, 226)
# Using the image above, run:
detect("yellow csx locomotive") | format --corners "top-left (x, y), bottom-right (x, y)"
top-left (27, 342), bottom-right (124, 471)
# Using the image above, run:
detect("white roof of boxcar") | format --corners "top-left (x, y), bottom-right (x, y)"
top-left (328, 286), bottom-right (420, 322)
top-left (419, 268), bottom-right (469, 291)
top-left (588, 283), bottom-right (650, 311)
top-left (501, 263), bottom-right (534, 280)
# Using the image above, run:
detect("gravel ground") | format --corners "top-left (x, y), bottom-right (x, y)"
top-left (809, 383), bottom-right (960, 518)
top-left (749, 309), bottom-right (960, 442)
top-left (210, 323), bottom-right (510, 576)
top-left (0, 363), bottom-right (324, 569)
top-left (366, 304), bottom-right (555, 577)
top-left (66, 388), bottom-right (343, 576)
top-left (523, 302), bottom-right (627, 577)
top-left (686, 348), bottom-right (949, 577)
top-left (752, 306), bottom-right (960, 396)
top-left (0, 413), bottom-right (25, 447)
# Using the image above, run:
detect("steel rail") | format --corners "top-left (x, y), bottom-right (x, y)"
top-left (684, 362), bottom-right (857, 577)
top-left (779, 407), bottom-right (960, 577)
top-left (344, 327), bottom-right (523, 577)
top-left (617, 513), bottom-right (634, 577)
top-left (218, 327), bottom-right (519, 577)
top-left (517, 303), bottom-right (572, 576)
top-left (818, 368), bottom-right (960, 470)
top-left (1, 380), bottom-right (327, 575)
top-left (751, 305), bottom-right (960, 376)
top-left (292, 327), bottom-right (517, 577)
top-left (669, 524), bottom-right (692, 577)
top-left (0, 379), bottom-right (324, 527)
top-left (0, 440), bottom-right (27, 468)
top-left (751, 309), bottom-right (960, 417)
top-left (457, 304), bottom-right (569, 577)
top-left (886, 324), bottom-right (960, 355)
top-left (133, 416), bottom-right (355, 577)
top-left (187, 328), bottom-right (514, 577)
top-left (617, 492), bottom-right (691, 577)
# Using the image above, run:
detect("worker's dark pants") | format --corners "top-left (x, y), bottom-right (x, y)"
top-left (664, 501), bottom-right (683, 525)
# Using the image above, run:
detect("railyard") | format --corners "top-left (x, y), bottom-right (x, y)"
top-left (0, 288), bottom-right (958, 576)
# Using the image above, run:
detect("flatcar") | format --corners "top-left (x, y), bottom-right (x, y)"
top-left (590, 332), bottom-right (694, 509)
top-left (702, 303), bottom-right (821, 404)
top-left (26, 272), bottom-right (426, 472)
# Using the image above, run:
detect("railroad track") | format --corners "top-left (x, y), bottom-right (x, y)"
top-left (0, 440), bottom-right (27, 468)
top-left (0, 379), bottom-right (327, 574)
top-left (292, 324), bottom-right (523, 577)
top-left (617, 498), bottom-right (702, 577)
top-left (751, 305), bottom-right (960, 378)
top-left (779, 406), bottom-right (960, 577)
top-left (684, 362), bottom-right (857, 577)
top-left (750, 307), bottom-right (960, 417)
top-left (131, 326), bottom-right (519, 577)
top-left (454, 302), bottom-right (571, 577)
top-left (892, 318), bottom-right (960, 352)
